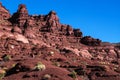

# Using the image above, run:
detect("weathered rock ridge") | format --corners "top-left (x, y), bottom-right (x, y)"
top-left (0, 3), bottom-right (120, 80)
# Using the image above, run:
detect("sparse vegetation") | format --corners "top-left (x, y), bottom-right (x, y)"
top-left (68, 71), bottom-right (78, 80)
top-left (12, 63), bottom-right (17, 68)
top-left (0, 2), bottom-right (119, 80)
top-left (34, 62), bottom-right (46, 71)
top-left (80, 61), bottom-right (88, 66)
top-left (53, 62), bottom-right (60, 67)
top-left (2, 54), bottom-right (11, 61)
top-left (0, 69), bottom-right (6, 79)
top-left (99, 61), bottom-right (110, 65)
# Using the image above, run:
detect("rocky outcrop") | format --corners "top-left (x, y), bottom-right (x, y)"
top-left (79, 49), bottom-right (92, 59)
top-left (0, 2), bottom-right (10, 20)
top-left (9, 4), bottom-right (28, 28)
top-left (46, 11), bottom-right (60, 29)
top-left (0, 3), bottom-right (120, 80)
top-left (81, 36), bottom-right (101, 46)
top-left (73, 29), bottom-right (83, 37)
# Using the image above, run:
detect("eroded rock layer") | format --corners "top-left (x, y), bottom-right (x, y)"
top-left (0, 3), bottom-right (120, 80)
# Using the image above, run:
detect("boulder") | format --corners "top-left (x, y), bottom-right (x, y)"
top-left (14, 33), bottom-right (29, 43)
top-left (79, 49), bottom-right (92, 59)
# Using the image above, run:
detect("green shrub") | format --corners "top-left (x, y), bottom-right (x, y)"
top-left (0, 69), bottom-right (6, 79)
top-left (53, 62), bottom-right (60, 67)
top-left (34, 62), bottom-right (46, 71)
top-left (68, 71), bottom-right (78, 80)
top-left (12, 63), bottom-right (17, 68)
top-left (2, 54), bottom-right (11, 61)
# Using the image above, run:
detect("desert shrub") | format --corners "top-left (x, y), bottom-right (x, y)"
top-left (53, 62), bottom-right (60, 67)
top-left (12, 63), bottom-right (17, 68)
top-left (2, 54), bottom-right (11, 61)
top-left (99, 61), bottom-right (110, 65)
top-left (34, 62), bottom-right (46, 71)
top-left (68, 71), bottom-right (78, 80)
top-left (0, 69), bottom-right (6, 79)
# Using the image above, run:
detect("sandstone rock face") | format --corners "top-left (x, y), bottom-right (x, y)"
top-left (79, 49), bottom-right (92, 59)
top-left (12, 25), bottom-right (22, 34)
top-left (17, 4), bottom-right (28, 27)
top-left (0, 2), bottom-right (10, 20)
top-left (0, 2), bottom-right (11, 26)
top-left (73, 29), bottom-right (82, 37)
top-left (66, 25), bottom-right (73, 36)
top-left (81, 36), bottom-right (101, 46)
top-left (14, 33), bottom-right (29, 43)
top-left (45, 11), bottom-right (60, 32)
top-left (10, 4), bottom-right (28, 28)
top-left (46, 11), bottom-right (59, 27)
top-left (0, 3), bottom-right (120, 80)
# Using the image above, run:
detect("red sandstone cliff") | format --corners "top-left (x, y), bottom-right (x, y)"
top-left (0, 3), bottom-right (120, 80)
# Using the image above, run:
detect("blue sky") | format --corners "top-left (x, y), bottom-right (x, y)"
top-left (1, 0), bottom-right (120, 43)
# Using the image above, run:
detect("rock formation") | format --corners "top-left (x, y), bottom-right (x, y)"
top-left (46, 11), bottom-right (60, 29)
top-left (81, 36), bottom-right (101, 46)
top-left (9, 4), bottom-right (28, 29)
top-left (0, 3), bottom-right (120, 80)
top-left (0, 2), bottom-right (10, 20)
top-left (73, 29), bottom-right (83, 37)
